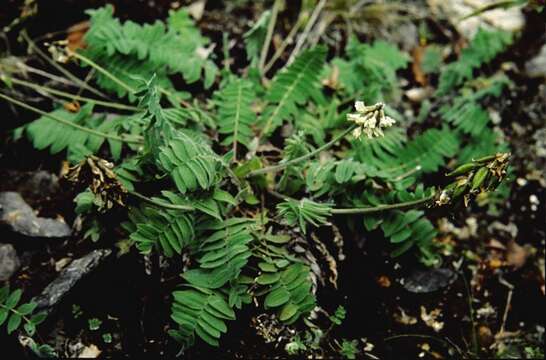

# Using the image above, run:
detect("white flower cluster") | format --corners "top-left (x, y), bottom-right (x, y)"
top-left (347, 101), bottom-right (396, 139)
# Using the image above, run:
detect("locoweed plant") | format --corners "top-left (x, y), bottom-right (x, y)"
top-left (0, 4), bottom-right (514, 352)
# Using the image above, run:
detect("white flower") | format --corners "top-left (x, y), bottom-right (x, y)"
top-left (347, 101), bottom-right (396, 139)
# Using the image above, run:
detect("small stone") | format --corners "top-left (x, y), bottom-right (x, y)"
top-left (404, 268), bottom-right (458, 293)
top-left (34, 249), bottom-right (111, 312)
top-left (427, 0), bottom-right (524, 39)
top-left (0, 192), bottom-right (71, 238)
top-left (525, 43), bottom-right (546, 78)
top-left (0, 243), bottom-right (20, 281)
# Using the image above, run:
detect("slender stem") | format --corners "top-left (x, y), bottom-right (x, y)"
top-left (247, 124), bottom-right (357, 178)
top-left (21, 31), bottom-right (108, 99)
top-left (259, 0), bottom-right (282, 75)
top-left (10, 62), bottom-right (81, 88)
top-left (287, 0), bottom-right (327, 65)
top-left (268, 190), bottom-right (435, 215)
top-left (385, 334), bottom-right (464, 358)
top-left (0, 92), bottom-right (143, 144)
top-left (128, 191), bottom-right (194, 211)
top-left (4, 76), bottom-right (141, 111)
top-left (68, 50), bottom-right (136, 95)
top-left (331, 194), bottom-right (435, 214)
top-left (69, 50), bottom-right (192, 109)
top-left (462, 270), bottom-right (480, 357)
top-left (263, 17), bottom-right (303, 73)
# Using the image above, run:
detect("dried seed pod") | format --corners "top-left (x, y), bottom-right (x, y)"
top-left (64, 156), bottom-right (127, 212)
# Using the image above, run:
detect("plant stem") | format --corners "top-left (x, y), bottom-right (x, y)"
top-left (268, 190), bottom-right (435, 215)
top-left (331, 194), bottom-right (435, 214)
top-left (287, 0), bottom-right (327, 65)
top-left (246, 124), bottom-right (357, 178)
top-left (128, 191), bottom-right (194, 211)
top-left (68, 50), bottom-right (192, 109)
top-left (21, 30), bottom-right (108, 99)
top-left (385, 334), bottom-right (464, 358)
top-left (68, 50), bottom-right (136, 95)
top-left (263, 17), bottom-right (303, 73)
top-left (462, 269), bottom-right (480, 357)
top-left (5, 76), bottom-right (141, 112)
top-left (259, 0), bottom-right (282, 75)
top-left (0, 92), bottom-right (143, 144)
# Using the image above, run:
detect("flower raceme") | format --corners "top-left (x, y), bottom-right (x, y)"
top-left (347, 101), bottom-right (396, 139)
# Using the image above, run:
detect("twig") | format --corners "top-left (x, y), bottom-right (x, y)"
top-left (385, 334), bottom-right (464, 358)
top-left (498, 276), bottom-right (515, 335)
top-left (68, 50), bottom-right (136, 96)
top-left (4, 76), bottom-right (140, 111)
top-left (0, 92), bottom-right (143, 144)
top-left (287, 0), bottom-right (327, 65)
top-left (21, 30), bottom-right (108, 99)
top-left (11, 62), bottom-right (81, 88)
top-left (247, 124), bottom-right (357, 178)
top-left (259, 0), bottom-right (282, 75)
top-left (263, 17), bottom-right (304, 74)
top-left (461, 269), bottom-right (480, 357)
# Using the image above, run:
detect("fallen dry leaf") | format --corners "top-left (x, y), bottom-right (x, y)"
top-left (506, 241), bottom-right (531, 269)
top-left (394, 307), bottom-right (418, 325)
top-left (79, 344), bottom-right (101, 358)
top-left (66, 21), bottom-right (90, 52)
top-left (377, 275), bottom-right (392, 288)
top-left (420, 306), bottom-right (444, 332)
top-left (411, 45), bottom-right (427, 86)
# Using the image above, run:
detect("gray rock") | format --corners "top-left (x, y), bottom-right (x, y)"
top-left (403, 268), bottom-right (458, 293)
top-left (0, 243), bottom-right (20, 281)
top-left (21, 171), bottom-right (60, 198)
top-left (526, 44), bottom-right (546, 78)
top-left (0, 192), bottom-right (71, 238)
top-left (427, 0), bottom-right (524, 39)
top-left (34, 249), bottom-right (111, 312)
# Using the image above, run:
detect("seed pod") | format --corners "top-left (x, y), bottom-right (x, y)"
top-left (447, 163), bottom-right (479, 177)
top-left (471, 167), bottom-right (490, 191)
top-left (484, 175), bottom-right (501, 191)
top-left (473, 154), bottom-right (498, 164)
top-left (452, 182), bottom-right (468, 199)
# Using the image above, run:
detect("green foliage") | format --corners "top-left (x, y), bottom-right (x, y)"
top-left (277, 198), bottom-right (332, 234)
top-left (262, 263), bottom-right (316, 324)
top-left (243, 11), bottom-right (271, 66)
top-left (22, 103), bottom-right (125, 163)
top-left (157, 131), bottom-right (221, 194)
top-left (214, 77), bottom-right (257, 155)
top-left (421, 45), bottom-right (443, 74)
top-left (182, 218), bottom-right (254, 289)
top-left (129, 205), bottom-right (195, 257)
top-left (340, 339), bottom-right (360, 359)
top-left (83, 5), bottom-right (217, 98)
top-left (170, 288), bottom-right (235, 347)
top-left (440, 75), bottom-right (511, 136)
top-left (362, 187), bottom-right (439, 261)
top-left (0, 285), bottom-right (47, 336)
top-left (331, 38), bottom-right (410, 100)
top-left (437, 28), bottom-right (512, 95)
top-left (352, 127), bottom-right (460, 180)
top-left (260, 46), bottom-right (327, 135)
top-left (1, 3), bottom-right (517, 354)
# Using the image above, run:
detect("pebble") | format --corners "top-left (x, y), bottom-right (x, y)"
top-left (0, 243), bottom-right (20, 281)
